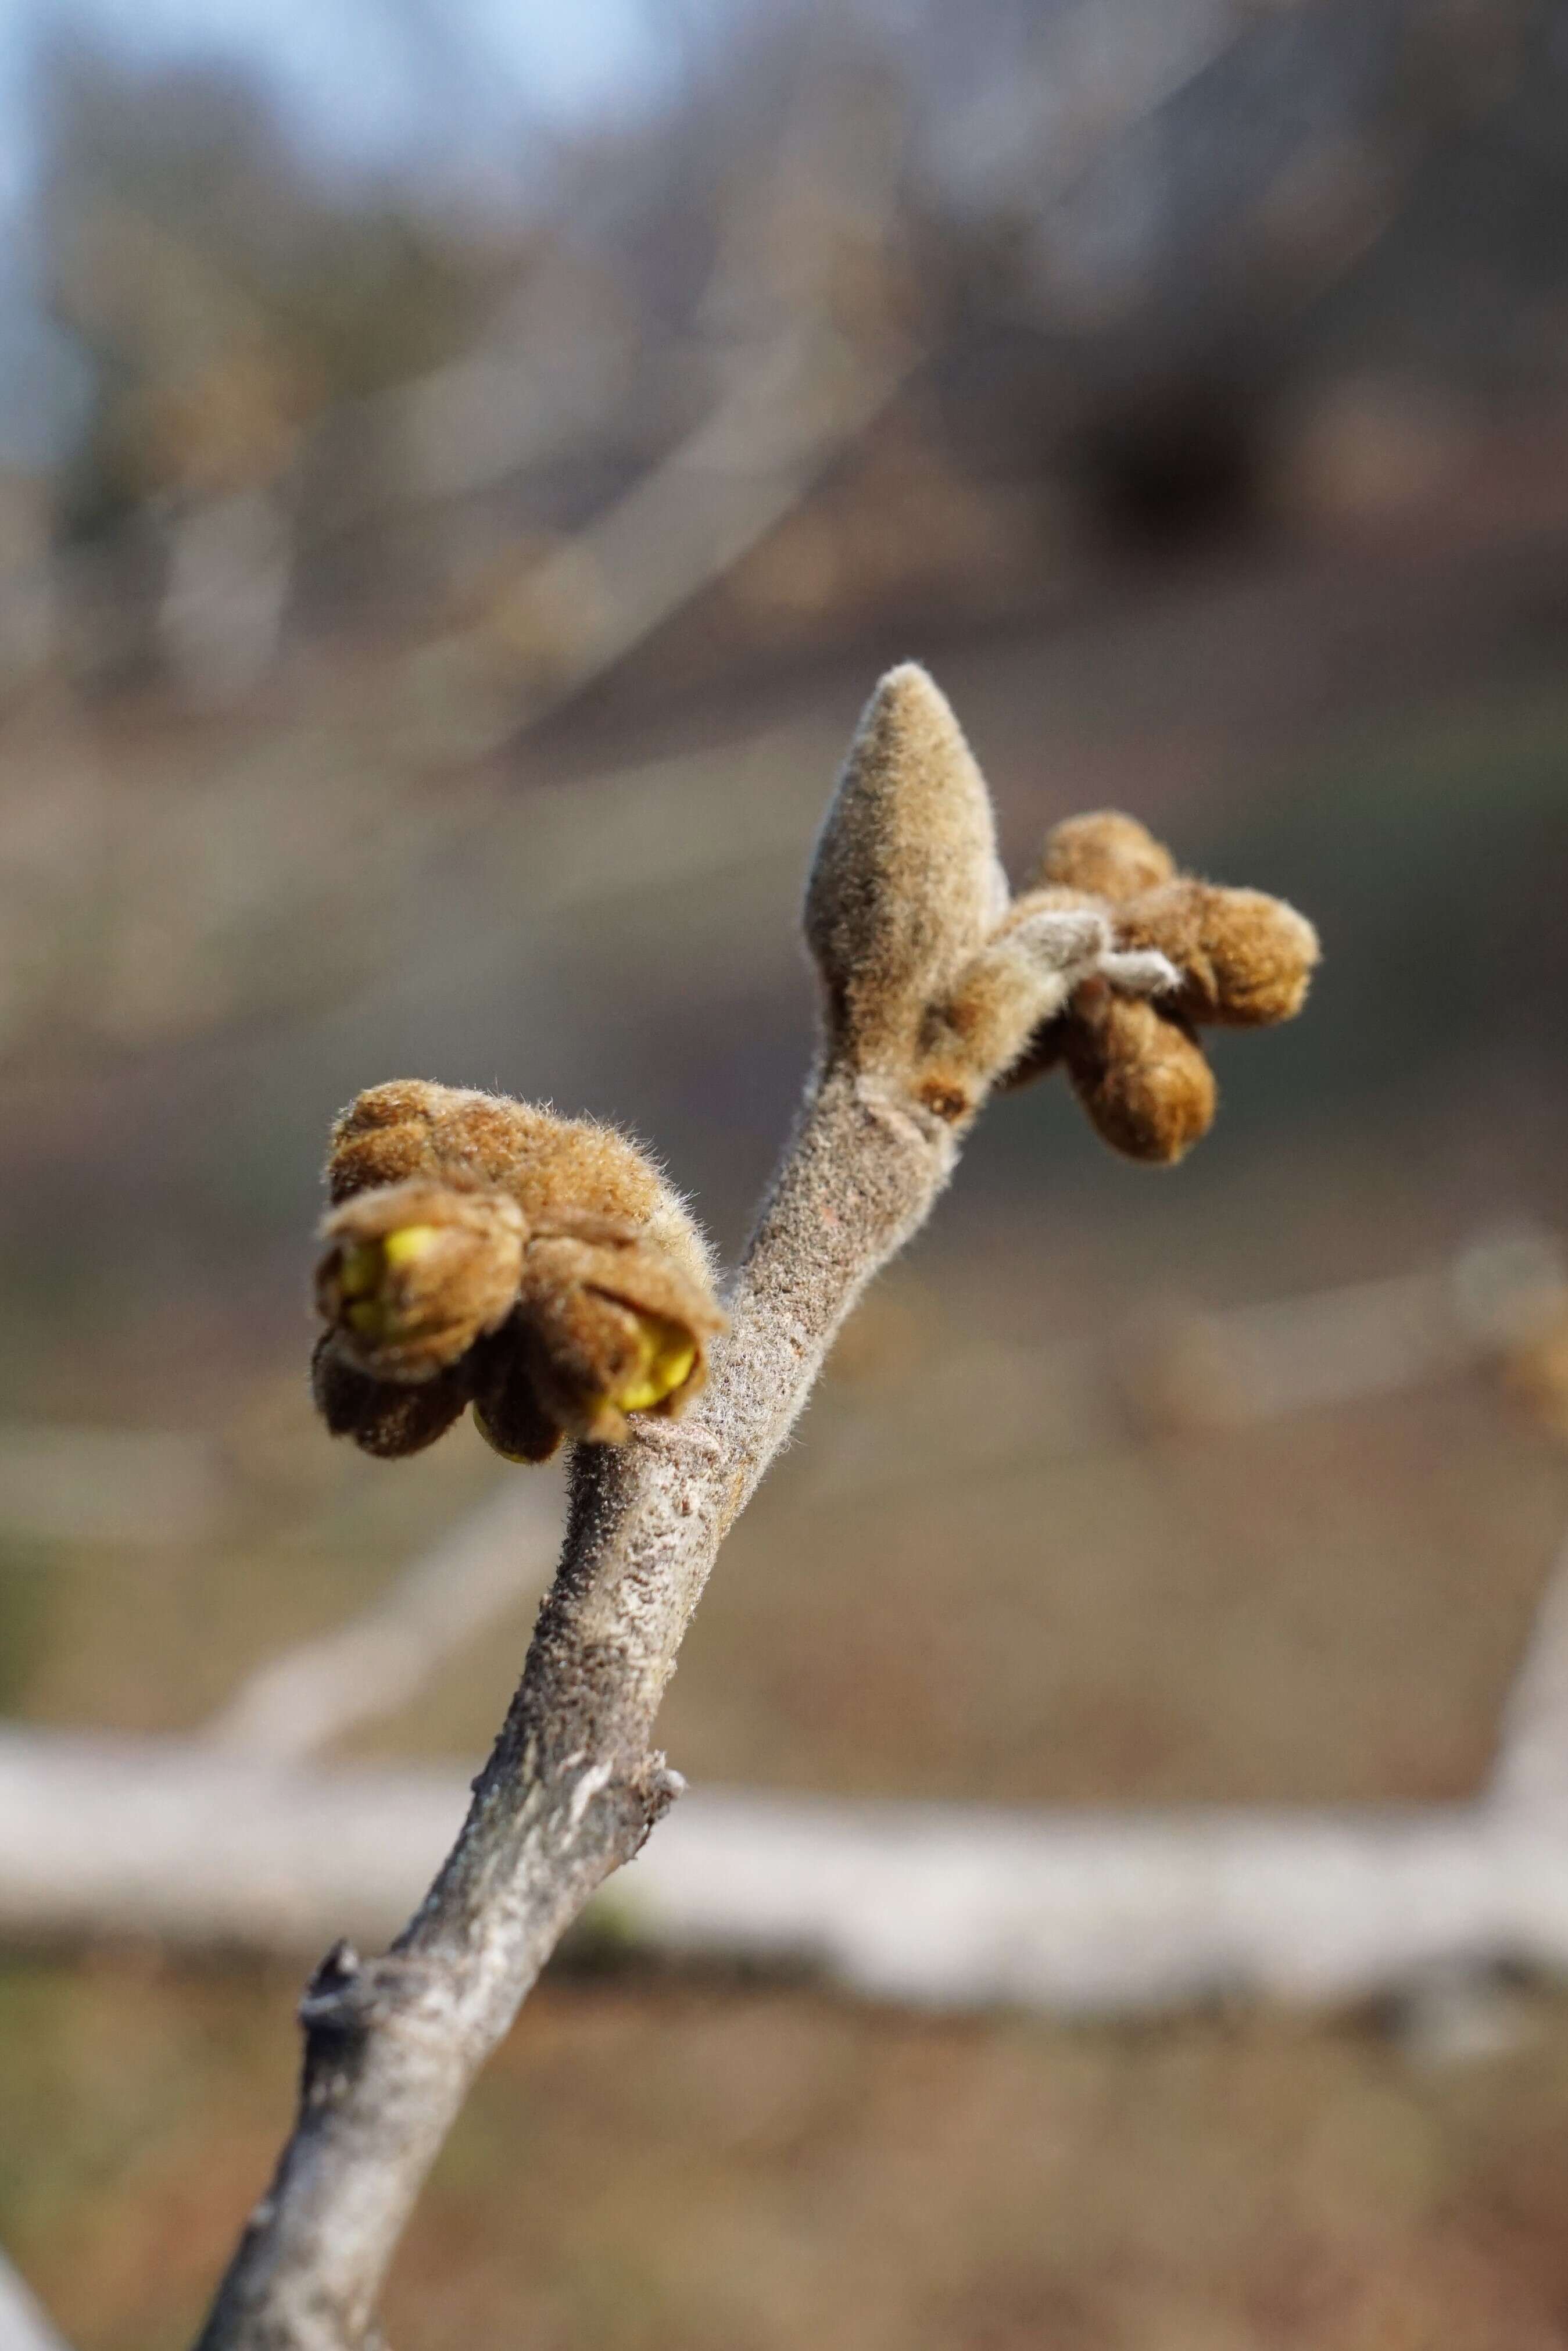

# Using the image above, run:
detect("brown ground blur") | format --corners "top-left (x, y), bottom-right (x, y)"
top-left (12, 1958), bottom-right (1568, 2351)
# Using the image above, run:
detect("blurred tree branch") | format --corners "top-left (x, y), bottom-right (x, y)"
top-left (0, 2250), bottom-right (70, 2351)
top-left (204, 1472), bottom-right (564, 1763)
top-left (3, 1722), bottom-right (1568, 2013)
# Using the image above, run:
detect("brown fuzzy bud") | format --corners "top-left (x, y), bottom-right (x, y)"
top-left (1063, 987), bottom-right (1218, 1165)
top-left (513, 1226), bottom-right (725, 1445)
top-left (312, 1084), bottom-right (724, 1462)
top-left (316, 1182), bottom-right (525, 1382)
top-left (921, 897), bottom-right (1133, 1121)
top-left (470, 1325), bottom-right (566, 1465)
top-left (805, 664), bottom-right (1005, 1067)
top-left (310, 1337), bottom-right (474, 1460)
top-left (1032, 811), bottom-right (1176, 902)
top-left (998, 808), bottom-right (1318, 1160)
top-left (326, 1079), bottom-right (710, 1289)
top-left (1120, 880), bottom-right (1320, 1028)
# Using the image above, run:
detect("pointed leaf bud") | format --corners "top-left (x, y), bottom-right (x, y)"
top-left (804, 664), bottom-right (1004, 1067)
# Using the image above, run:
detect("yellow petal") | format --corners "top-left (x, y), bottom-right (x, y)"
top-left (381, 1224), bottom-right (439, 1269)
top-left (613, 1312), bottom-right (697, 1413)
top-left (338, 1243), bottom-right (384, 1300)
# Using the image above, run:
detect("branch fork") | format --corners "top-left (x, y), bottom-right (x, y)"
top-left (195, 663), bottom-right (1316, 2348)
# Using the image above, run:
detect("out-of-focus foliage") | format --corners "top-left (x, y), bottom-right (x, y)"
top-left (4, 0), bottom-right (1567, 713)
top-left (0, 0), bottom-right (1555, 1085)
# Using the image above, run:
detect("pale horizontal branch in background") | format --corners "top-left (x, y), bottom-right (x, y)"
top-left (1127, 1225), bottom-right (1567, 1434)
top-left (620, 1788), bottom-right (1568, 2014)
top-left (0, 1729), bottom-right (455, 1956)
top-left (1492, 1525), bottom-right (1568, 1815)
top-left (3, 1723), bottom-right (1567, 2016)
top-left (0, 2249), bottom-right (70, 2351)
top-left (205, 1470), bottom-right (563, 1762)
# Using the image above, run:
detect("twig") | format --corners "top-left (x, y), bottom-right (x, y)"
top-left (191, 665), bottom-right (1240, 2345)
top-left (194, 1079), bottom-right (954, 2341)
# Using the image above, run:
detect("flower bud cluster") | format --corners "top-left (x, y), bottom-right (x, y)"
top-left (804, 665), bottom-right (1318, 1161)
top-left (312, 1082), bottom-right (724, 1462)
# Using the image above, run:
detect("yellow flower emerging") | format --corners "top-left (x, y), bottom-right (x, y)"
top-left (316, 1185), bottom-right (525, 1382)
top-left (614, 1312), bottom-right (698, 1414)
top-left (334, 1226), bottom-right (439, 1343)
top-left (312, 1086), bottom-right (725, 1462)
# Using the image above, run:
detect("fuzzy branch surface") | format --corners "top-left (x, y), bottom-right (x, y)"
top-left (192, 664), bottom-right (1312, 2348)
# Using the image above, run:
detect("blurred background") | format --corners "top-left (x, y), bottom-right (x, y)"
top-left (2, 0), bottom-right (1568, 2342)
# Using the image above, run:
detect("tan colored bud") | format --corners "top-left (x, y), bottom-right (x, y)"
top-left (1063, 988), bottom-right (1218, 1165)
top-left (514, 1228), bottom-right (725, 1446)
top-left (312, 1087), bottom-right (722, 1462)
top-left (805, 664), bottom-right (1004, 1066)
top-left (1031, 811), bottom-right (1176, 902)
top-left (310, 1337), bottom-right (473, 1460)
top-left (470, 1326), bottom-right (565, 1465)
top-left (326, 1080), bottom-right (711, 1290)
top-left (1120, 879), bottom-right (1320, 1028)
top-left (316, 1182), bottom-right (525, 1380)
top-left (996, 810), bottom-right (1316, 1161)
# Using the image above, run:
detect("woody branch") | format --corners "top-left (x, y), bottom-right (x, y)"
top-left (194, 665), bottom-right (1315, 2348)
